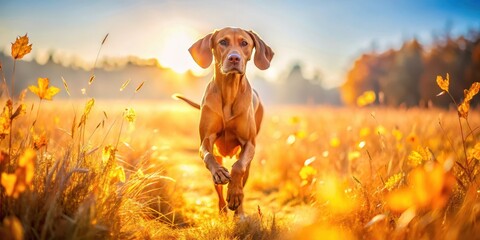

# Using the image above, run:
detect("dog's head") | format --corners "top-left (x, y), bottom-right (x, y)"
top-left (189, 27), bottom-right (274, 75)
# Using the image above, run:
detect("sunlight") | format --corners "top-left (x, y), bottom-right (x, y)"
top-left (157, 26), bottom-right (208, 76)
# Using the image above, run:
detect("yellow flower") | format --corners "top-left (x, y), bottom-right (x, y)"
top-left (124, 108), bottom-right (136, 123)
top-left (11, 34), bottom-right (32, 60)
top-left (28, 78), bottom-right (60, 100)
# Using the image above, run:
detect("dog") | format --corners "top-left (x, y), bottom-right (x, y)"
top-left (174, 27), bottom-right (274, 216)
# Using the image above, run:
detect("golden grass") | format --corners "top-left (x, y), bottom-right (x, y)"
top-left (2, 99), bottom-right (480, 239)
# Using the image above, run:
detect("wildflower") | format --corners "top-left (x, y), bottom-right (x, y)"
top-left (384, 172), bottom-right (404, 191)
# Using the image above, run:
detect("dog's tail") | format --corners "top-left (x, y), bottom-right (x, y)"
top-left (172, 94), bottom-right (200, 110)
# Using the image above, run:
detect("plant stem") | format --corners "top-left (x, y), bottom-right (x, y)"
top-left (9, 118), bottom-right (13, 161)
top-left (33, 100), bottom-right (43, 127)
top-left (11, 60), bottom-right (16, 101)
top-left (447, 91), bottom-right (471, 180)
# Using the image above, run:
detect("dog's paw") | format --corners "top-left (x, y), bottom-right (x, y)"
top-left (226, 185), bottom-right (244, 210)
top-left (212, 166), bottom-right (231, 185)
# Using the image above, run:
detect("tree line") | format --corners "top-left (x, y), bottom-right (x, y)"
top-left (341, 29), bottom-right (480, 107)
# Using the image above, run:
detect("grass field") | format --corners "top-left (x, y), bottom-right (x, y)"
top-left (1, 34), bottom-right (480, 240)
top-left (1, 97), bottom-right (480, 239)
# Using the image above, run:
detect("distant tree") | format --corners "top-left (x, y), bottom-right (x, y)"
top-left (381, 39), bottom-right (423, 107)
top-left (341, 54), bottom-right (378, 106)
top-left (342, 28), bottom-right (480, 108)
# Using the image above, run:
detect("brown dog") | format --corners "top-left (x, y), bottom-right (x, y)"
top-left (175, 27), bottom-right (274, 216)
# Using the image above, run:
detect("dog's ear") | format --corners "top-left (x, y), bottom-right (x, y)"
top-left (189, 32), bottom-right (214, 69)
top-left (248, 31), bottom-right (274, 70)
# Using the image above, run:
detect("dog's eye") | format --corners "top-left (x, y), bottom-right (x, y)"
top-left (241, 40), bottom-right (248, 47)
top-left (219, 39), bottom-right (228, 46)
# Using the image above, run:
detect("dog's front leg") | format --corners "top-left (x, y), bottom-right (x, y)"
top-left (200, 134), bottom-right (231, 185)
top-left (227, 141), bottom-right (255, 211)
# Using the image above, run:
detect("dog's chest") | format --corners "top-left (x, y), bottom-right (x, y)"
top-left (222, 104), bottom-right (234, 121)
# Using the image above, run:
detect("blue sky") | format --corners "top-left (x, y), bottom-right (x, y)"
top-left (1, 0), bottom-right (479, 87)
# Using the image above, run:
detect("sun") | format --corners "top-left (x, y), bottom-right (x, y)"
top-left (157, 26), bottom-right (207, 76)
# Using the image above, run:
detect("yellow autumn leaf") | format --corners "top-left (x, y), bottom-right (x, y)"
top-left (348, 151), bottom-right (361, 161)
top-left (458, 101), bottom-right (470, 119)
top-left (392, 128), bottom-right (403, 141)
top-left (299, 165), bottom-right (317, 181)
top-left (386, 163), bottom-right (456, 213)
top-left (386, 188), bottom-right (415, 213)
top-left (317, 177), bottom-right (358, 214)
top-left (330, 136), bottom-right (340, 148)
top-left (111, 166), bottom-right (126, 183)
top-left (18, 149), bottom-right (36, 184)
top-left (359, 127), bottom-right (370, 138)
top-left (102, 145), bottom-right (116, 164)
top-left (463, 82), bottom-right (480, 102)
top-left (0, 100), bottom-right (13, 140)
top-left (2, 216), bottom-right (24, 240)
top-left (10, 103), bottom-right (26, 120)
top-left (457, 82), bottom-right (480, 119)
top-left (1, 173), bottom-right (17, 196)
top-left (33, 132), bottom-right (47, 150)
top-left (435, 74), bottom-right (449, 92)
top-left (28, 78), bottom-right (60, 100)
top-left (11, 34), bottom-right (32, 60)
top-left (472, 143), bottom-right (480, 160)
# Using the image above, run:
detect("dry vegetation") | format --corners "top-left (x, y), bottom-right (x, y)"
top-left (1, 35), bottom-right (480, 240)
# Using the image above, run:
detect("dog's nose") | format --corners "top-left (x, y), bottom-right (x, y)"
top-left (228, 53), bottom-right (241, 64)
